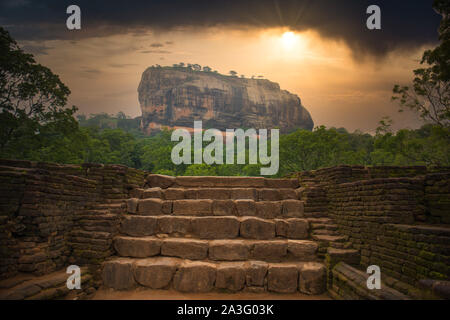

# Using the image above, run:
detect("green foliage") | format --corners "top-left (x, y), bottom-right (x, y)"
top-left (0, 23), bottom-right (448, 176)
top-left (77, 112), bottom-right (141, 135)
top-left (392, 1), bottom-right (450, 128)
top-left (184, 164), bottom-right (217, 176)
top-left (0, 26), bottom-right (84, 162)
top-left (278, 126), bottom-right (372, 175)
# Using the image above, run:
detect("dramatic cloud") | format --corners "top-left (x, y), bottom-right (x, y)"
top-left (21, 44), bottom-right (52, 55)
top-left (0, 0), bottom-right (441, 58)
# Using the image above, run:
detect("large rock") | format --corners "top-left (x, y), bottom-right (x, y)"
top-left (212, 200), bottom-right (237, 216)
top-left (134, 258), bottom-right (179, 289)
top-left (127, 198), bottom-right (139, 213)
top-left (235, 199), bottom-right (256, 216)
top-left (287, 240), bottom-right (318, 260)
top-left (173, 261), bottom-right (216, 292)
top-left (281, 200), bottom-right (305, 217)
top-left (245, 261), bottom-right (268, 287)
top-left (138, 199), bottom-right (163, 215)
top-left (121, 216), bottom-right (158, 237)
top-left (102, 258), bottom-right (135, 290)
top-left (147, 174), bottom-right (175, 189)
top-left (114, 236), bottom-right (161, 258)
top-left (161, 238), bottom-right (208, 260)
top-left (197, 188), bottom-right (231, 200)
top-left (215, 262), bottom-right (246, 291)
top-left (298, 262), bottom-right (326, 295)
top-left (138, 66), bottom-right (314, 134)
top-left (230, 188), bottom-right (257, 200)
top-left (255, 201), bottom-right (282, 219)
top-left (173, 200), bottom-right (212, 216)
top-left (240, 217), bottom-right (275, 239)
top-left (191, 217), bottom-right (240, 239)
top-left (142, 187), bottom-right (162, 199)
top-left (209, 240), bottom-right (250, 261)
top-left (251, 241), bottom-right (287, 261)
top-left (158, 216), bottom-right (191, 235)
top-left (275, 218), bottom-right (309, 239)
top-left (163, 188), bottom-right (185, 200)
top-left (267, 264), bottom-right (298, 293)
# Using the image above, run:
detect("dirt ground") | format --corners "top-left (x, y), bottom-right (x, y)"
top-left (91, 287), bottom-right (331, 300)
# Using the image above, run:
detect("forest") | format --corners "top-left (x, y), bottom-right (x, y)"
top-left (0, 0), bottom-right (449, 177)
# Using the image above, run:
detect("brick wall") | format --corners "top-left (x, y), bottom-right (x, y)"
top-left (298, 166), bottom-right (450, 291)
top-left (0, 160), bottom-right (147, 280)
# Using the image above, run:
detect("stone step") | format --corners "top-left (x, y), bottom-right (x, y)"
top-left (312, 229), bottom-right (339, 236)
top-left (0, 267), bottom-right (92, 300)
top-left (309, 223), bottom-right (338, 231)
top-left (303, 211), bottom-right (328, 218)
top-left (102, 257), bottom-right (326, 295)
top-left (127, 198), bottom-right (305, 219)
top-left (326, 248), bottom-right (360, 266)
top-left (120, 215), bottom-right (310, 240)
top-left (306, 218), bottom-right (333, 224)
top-left (135, 187), bottom-right (299, 201)
top-left (329, 241), bottom-right (354, 249)
top-left (331, 262), bottom-right (408, 300)
top-left (146, 174), bottom-right (300, 189)
top-left (312, 234), bottom-right (348, 243)
top-left (113, 236), bottom-right (320, 262)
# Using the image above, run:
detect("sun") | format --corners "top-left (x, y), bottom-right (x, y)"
top-left (281, 31), bottom-right (298, 49)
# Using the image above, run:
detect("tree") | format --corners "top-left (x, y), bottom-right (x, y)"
top-left (203, 66), bottom-right (212, 72)
top-left (184, 164), bottom-right (217, 176)
top-left (392, 0), bottom-right (450, 128)
top-left (0, 27), bottom-right (79, 159)
top-left (116, 111), bottom-right (127, 119)
top-left (229, 70), bottom-right (238, 77)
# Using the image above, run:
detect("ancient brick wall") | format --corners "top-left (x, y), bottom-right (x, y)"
top-left (425, 172), bottom-right (450, 224)
top-left (298, 165), bottom-right (450, 296)
top-left (0, 160), bottom-right (147, 281)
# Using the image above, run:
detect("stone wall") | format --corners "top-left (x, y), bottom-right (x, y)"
top-left (0, 160), bottom-right (147, 281)
top-left (1, 161), bottom-right (448, 299)
top-left (298, 165), bottom-right (450, 297)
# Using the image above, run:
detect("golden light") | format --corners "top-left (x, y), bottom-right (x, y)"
top-left (281, 31), bottom-right (298, 49)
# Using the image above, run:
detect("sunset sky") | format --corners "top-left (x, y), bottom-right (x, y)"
top-left (0, 0), bottom-right (442, 133)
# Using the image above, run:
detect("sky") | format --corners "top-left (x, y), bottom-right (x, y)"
top-left (0, 0), bottom-right (442, 133)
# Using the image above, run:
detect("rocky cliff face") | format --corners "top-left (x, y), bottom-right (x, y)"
top-left (138, 66), bottom-right (314, 134)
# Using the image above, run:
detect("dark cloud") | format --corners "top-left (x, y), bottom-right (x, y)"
top-left (21, 44), bottom-right (52, 55)
top-left (0, 0), bottom-right (441, 58)
top-left (150, 42), bottom-right (164, 48)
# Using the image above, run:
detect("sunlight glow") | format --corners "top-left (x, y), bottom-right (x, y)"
top-left (281, 31), bottom-right (298, 49)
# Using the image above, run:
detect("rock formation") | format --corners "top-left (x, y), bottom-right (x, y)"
top-left (138, 66), bottom-right (314, 134)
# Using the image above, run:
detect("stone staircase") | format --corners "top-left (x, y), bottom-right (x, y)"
top-left (101, 175), bottom-right (328, 295)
